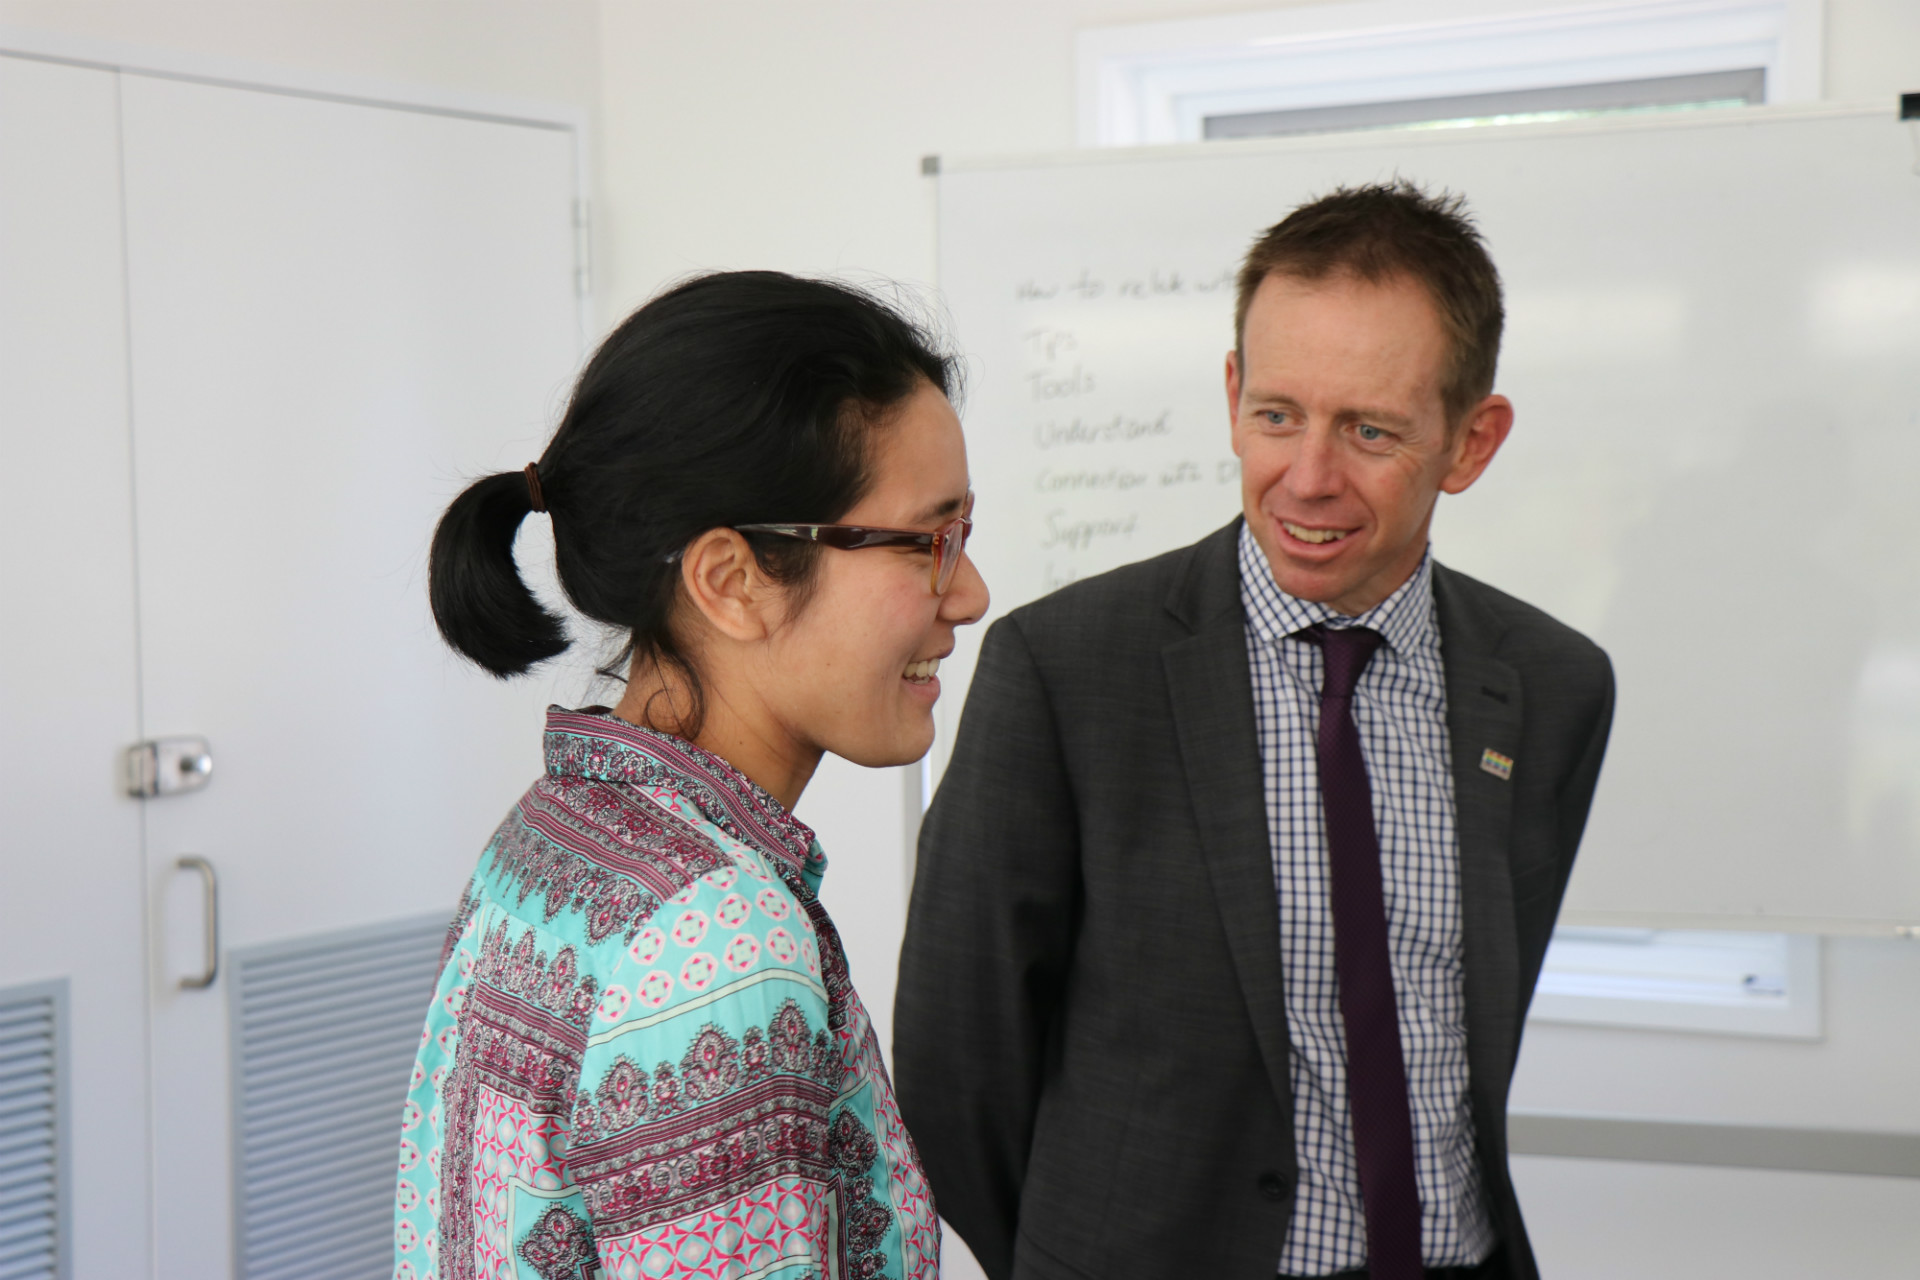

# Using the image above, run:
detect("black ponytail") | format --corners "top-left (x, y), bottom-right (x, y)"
top-left (427, 270), bottom-right (956, 720)
top-left (429, 468), bottom-right (568, 677)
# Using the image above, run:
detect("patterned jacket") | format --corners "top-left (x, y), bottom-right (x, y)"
top-left (395, 708), bottom-right (939, 1280)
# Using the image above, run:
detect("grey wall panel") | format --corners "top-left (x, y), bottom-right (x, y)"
top-left (1510, 1110), bottom-right (1920, 1178)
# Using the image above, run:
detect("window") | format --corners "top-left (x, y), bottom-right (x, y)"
top-left (1077, 0), bottom-right (1820, 147)
top-left (1532, 928), bottom-right (1822, 1038)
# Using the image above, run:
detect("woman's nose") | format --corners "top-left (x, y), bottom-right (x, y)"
top-left (941, 551), bottom-right (990, 625)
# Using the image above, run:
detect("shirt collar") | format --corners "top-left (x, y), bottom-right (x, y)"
top-left (1237, 521), bottom-right (1437, 657)
top-left (541, 706), bottom-right (823, 883)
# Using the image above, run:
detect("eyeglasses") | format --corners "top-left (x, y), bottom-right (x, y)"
top-left (735, 494), bottom-right (975, 596)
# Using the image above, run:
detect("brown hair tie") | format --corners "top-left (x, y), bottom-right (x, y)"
top-left (523, 462), bottom-right (547, 513)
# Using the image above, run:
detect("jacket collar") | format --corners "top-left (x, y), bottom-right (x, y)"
top-left (1160, 519), bottom-right (1299, 1132)
top-left (1163, 518), bottom-right (1248, 633)
top-left (542, 707), bottom-right (822, 885)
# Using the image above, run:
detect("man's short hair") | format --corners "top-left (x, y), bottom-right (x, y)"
top-left (1235, 180), bottom-right (1504, 424)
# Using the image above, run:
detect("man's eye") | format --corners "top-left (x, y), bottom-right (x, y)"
top-left (1261, 410), bottom-right (1289, 426)
top-left (1356, 423), bottom-right (1385, 442)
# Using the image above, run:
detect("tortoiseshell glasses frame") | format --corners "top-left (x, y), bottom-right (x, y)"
top-left (734, 493), bottom-right (975, 596)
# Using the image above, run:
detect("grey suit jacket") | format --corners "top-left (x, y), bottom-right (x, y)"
top-left (895, 519), bottom-right (1614, 1280)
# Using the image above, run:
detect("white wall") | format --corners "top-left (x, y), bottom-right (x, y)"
top-left (1511, 1155), bottom-right (1920, 1278)
top-left (595, 0), bottom-right (1255, 313)
top-left (1827, 0), bottom-right (1920, 103)
top-left (0, 1), bottom-right (599, 108)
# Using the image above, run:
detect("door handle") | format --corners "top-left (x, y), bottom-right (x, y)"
top-left (176, 856), bottom-right (219, 989)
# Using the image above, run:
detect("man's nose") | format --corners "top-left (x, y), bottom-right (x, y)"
top-left (1284, 424), bottom-right (1344, 500)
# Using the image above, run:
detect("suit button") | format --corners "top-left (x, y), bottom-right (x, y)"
top-left (1257, 1171), bottom-right (1289, 1201)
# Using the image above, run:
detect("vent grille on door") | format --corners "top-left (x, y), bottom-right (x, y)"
top-left (229, 916), bottom-right (445, 1280)
top-left (0, 981), bottom-right (67, 1280)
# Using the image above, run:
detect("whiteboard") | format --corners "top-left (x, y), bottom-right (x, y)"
top-left (935, 103), bottom-right (1920, 935)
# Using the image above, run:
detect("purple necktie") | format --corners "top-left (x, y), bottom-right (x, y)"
top-left (1303, 623), bottom-right (1423, 1279)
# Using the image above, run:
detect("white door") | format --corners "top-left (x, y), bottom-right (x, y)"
top-left (0, 55), bottom-right (152, 1280)
top-left (117, 74), bottom-right (585, 1277)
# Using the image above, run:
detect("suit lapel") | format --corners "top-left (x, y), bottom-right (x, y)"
top-left (1162, 523), bottom-right (1295, 1116)
top-left (1433, 564), bottom-right (1525, 1153)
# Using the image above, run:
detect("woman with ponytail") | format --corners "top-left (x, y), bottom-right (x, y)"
top-left (395, 271), bottom-right (985, 1280)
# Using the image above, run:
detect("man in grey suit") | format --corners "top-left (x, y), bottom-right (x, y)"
top-left (895, 183), bottom-right (1613, 1280)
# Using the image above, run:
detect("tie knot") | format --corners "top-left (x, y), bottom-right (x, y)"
top-left (1300, 623), bottom-right (1383, 700)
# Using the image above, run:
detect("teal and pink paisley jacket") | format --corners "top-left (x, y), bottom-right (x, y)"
top-left (394, 708), bottom-right (938, 1280)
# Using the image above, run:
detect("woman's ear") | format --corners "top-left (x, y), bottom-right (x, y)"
top-left (678, 528), bottom-right (781, 642)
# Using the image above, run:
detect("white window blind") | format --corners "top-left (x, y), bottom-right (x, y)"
top-left (1203, 67), bottom-right (1764, 139)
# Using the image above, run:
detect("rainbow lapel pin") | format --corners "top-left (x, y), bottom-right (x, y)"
top-left (1479, 748), bottom-right (1514, 781)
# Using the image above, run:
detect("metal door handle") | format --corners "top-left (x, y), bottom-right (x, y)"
top-left (176, 856), bottom-right (219, 989)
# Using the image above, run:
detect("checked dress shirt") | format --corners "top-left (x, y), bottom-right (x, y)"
top-left (1237, 525), bottom-right (1497, 1276)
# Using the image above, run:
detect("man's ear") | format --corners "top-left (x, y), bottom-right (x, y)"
top-left (1440, 394), bottom-right (1514, 495)
top-left (678, 528), bottom-right (780, 642)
